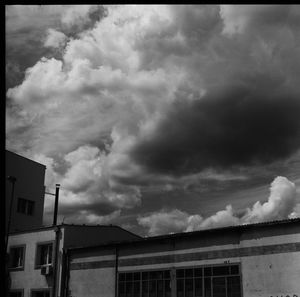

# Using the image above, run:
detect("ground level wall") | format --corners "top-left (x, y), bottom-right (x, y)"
top-left (68, 223), bottom-right (300, 297)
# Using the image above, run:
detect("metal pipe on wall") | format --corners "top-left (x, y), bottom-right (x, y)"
top-left (52, 226), bottom-right (61, 297)
top-left (53, 184), bottom-right (60, 226)
top-left (115, 246), bottom-right (119, 297)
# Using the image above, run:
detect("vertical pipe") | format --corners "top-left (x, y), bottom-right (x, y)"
top-left (53, 184), bottom-right (60, 226)
top-left (115, 246), bottom-right (119, 297)
top-left (60, 249), bottom-right (68, 297)
top-left (52, 226), bottom-right (60, 297)
top-left (6, 176), bottom-right (17, 252)
top-left (62, 249), bottom-right (70, 297)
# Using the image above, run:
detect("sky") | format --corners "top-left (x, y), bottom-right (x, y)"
top-left (6, 5), bottom-right (300, 236)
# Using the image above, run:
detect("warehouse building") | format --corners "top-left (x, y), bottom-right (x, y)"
top-left (67, 218), bottom-right (300, 297)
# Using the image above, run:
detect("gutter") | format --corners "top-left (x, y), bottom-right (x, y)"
top-left (115, 246), bottom-right (119, 297)
top-left (62, 249), bottom-right (70, 297)
top-left (52, 226), bottom-right (61, 297)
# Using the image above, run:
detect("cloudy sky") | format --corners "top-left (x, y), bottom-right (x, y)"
top-left (6, 5), bottom-right (300, 236)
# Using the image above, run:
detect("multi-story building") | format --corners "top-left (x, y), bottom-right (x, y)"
top-left (6, 150), bottom-right (46, 232)
top-left (7, 224), bottom-right (141, 297)
top-left (67, 218), bottom-right (300, 297)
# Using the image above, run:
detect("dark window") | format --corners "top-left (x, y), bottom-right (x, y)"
top-left (133, 281), bottom-right (140, 297)
top-left (17, 198), bottom-right (34, 216)
top-left (204, 278), bottom-right (211, 297)
top-left (119, 282), bottom-right (126, 297)
top-left (176, 265), bottom-right (241, 297)
top-left (164, 280), bottom-right (171, 297)
top-left (185, 278), bottom-right (193, 297)
top-left (119, 270), bottom-right (171, 297)
top-left (36, 243), bottom-right (53, 267)
top-left (212, 277), bottom-right (226, 297)
top-left (120, 273), bottom-right (126, 282)
top-left (9, 290), bottom-right (23, 297)
top-left (204, 267), bottom-right (212, 277)
top-left (194, 268), bottom-right (202, 277)
top-left (31, 291), bottom-right (50, 297)
top-left (118, 265), bottom-right (241, 297)
top-left (9, 246), bottom-right (25, 269)
top-left (230, 266), bottom-right (239, 275)
top-left (227, 276), bottom-right (241, 297)
top-left (176, 269), bottom-right (184, 278)
top-left (195, 278), bottom-right (203, 297)
top-left (134, 272), bottom-right (141, 281)
top-left (177, 279), bottom-right (184, 297)
top-left (142, 281), bottom-right (148, 297)
top-left (212, 266), bottom-right (230, 276)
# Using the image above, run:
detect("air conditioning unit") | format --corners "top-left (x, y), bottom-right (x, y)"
top-left (41, 265), bottom-right (53, 276)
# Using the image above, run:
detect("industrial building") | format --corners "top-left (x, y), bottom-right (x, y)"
top-left (6, 150), bottom-right (46, 232)
top-left (67, 218), bottom-right (300, 297)
top-left (7, 224), bottom-right (140, 297)
top-left (6, 150), bottom-right (300, 297)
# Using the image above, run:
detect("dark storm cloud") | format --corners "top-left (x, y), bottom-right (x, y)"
top-left (131, 78), bottom-right (300, 176)
top-left (61, 5), bottom-right (108, 37)
top-left (58, 201), bottom-right (118, 217)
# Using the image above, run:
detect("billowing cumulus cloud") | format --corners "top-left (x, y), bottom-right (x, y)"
top-left (44, 29), bottom-right (67, 48)
top-left (138, 209), bottom-right (202, 236)
top-left (6, 5), bottom-right (300, 228)
top-left (139, 176), bottom-right (299, 235)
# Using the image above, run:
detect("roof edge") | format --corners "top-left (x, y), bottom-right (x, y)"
top-left (6, 150), bottom-right (46, 168)
top-left (66, 218), bottom-right (300, 252)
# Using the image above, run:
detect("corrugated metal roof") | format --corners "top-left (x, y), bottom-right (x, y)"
top-left (8, 223), bottom-right (141, 238)
top-left (67, 218), bottom-right (300, 251)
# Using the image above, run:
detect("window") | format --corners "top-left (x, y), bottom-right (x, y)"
top-left (31, 290), bottom-right (50, 297)
top-left (9, 290), bottom-right (23, 297)
top-left (118, 265), bottom-right (241, 297)
top-left (35, 243), bottom-right (53, 268)
top-left (9, 246), bottom-right (25, 270)
top-left (17, 198), bottom-right (35, 216)
top-left (176, 265), bottom-right (241, 297)
top-left (119, 270), bottom-right (171, 297)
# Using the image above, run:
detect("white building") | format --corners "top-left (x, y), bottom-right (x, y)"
top-left (7, 224), bottom-right (140, 297)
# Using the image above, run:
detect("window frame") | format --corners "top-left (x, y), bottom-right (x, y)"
top-left (34, 241), bottom-right (54, 269)
top-left (8, 245), bottom-right (26, 271)
top-left (118, 268), bottom-right (171, 297)
top-left (9, 289), bottom-right (24, 297)
top-left (30, 288), bottom-right (51, 297)
top-left (17, 197), bottom-right (35, 216)
top-left (175, 263), bottom-right (242, 297)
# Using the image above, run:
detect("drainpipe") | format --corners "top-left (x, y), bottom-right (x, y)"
top-left (60, 249), bottom-right (69, 297)
top-left (53, 184), bottom-right (60, 226)
top-left (115, 246), bottom-right (119, 297)
top-left (6, 176), bottom-right (17, 252)
top-left (52, 226), bottom-right (61, 297)
top-left (62, 248), bottom-right (71, 297)
top-left (52, 184), bottom-right (61, 297)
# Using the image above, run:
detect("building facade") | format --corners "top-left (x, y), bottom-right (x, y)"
top-left (6, 150), bottom-right (46, 232)
top-left (67, 219), bottom-right (300, 297)
top-left (7, 224), bottom-right (141, 297)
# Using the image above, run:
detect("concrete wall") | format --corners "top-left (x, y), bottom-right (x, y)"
top-left (69, 248), bottom-right (116, 297)
top-left (6, 150), bottom-right (46, 232)
top-left (67, 220), bottom-right (300, 297)
top-left (240, 225), bottom-right (300, 297)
